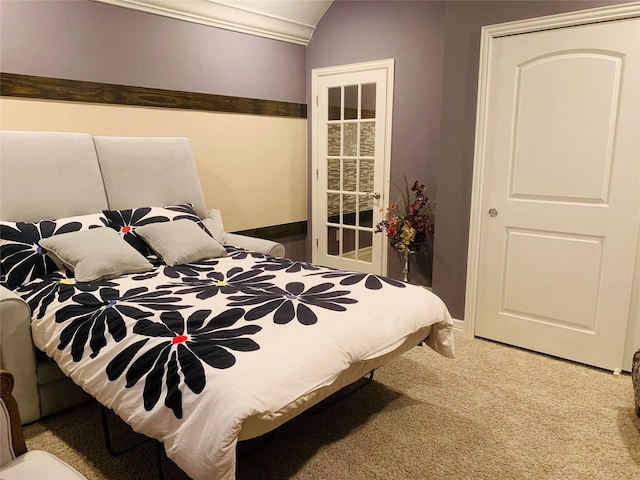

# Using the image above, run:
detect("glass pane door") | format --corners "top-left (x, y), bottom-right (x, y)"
top-left (312, 60), bottom-right (394, 275)
top-left (326, 83), bottom-right (377, 264)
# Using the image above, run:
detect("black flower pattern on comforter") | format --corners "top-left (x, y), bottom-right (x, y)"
top-left (253, 257), bottom-right (323, 274)
top-left (106, 308), bottom-right (261, 418)
top-left (0, 218), bottom-right (105, 289)
top-left (54, 287), bottom-right (187, 361)
top-left (228, 281), bottom-right (357, 325)
top-left (158, 267), bottom-right (276, 299)
top-left (17, 251), bottom-right (455, 480)
top-left (306, 269), bottom-right (406, 290)
top-left (131, 260), bottom-right (221, 281)
top-left (103, 204), bottom-right (206, 256)
top-left (18, 272), bottom-right (118, 319)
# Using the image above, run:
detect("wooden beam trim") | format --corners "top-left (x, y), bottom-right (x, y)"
top-left (0, 72), bottom-right (307, 119)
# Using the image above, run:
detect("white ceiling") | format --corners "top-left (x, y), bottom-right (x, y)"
top-left (94, 0), bottom-right (334, 45)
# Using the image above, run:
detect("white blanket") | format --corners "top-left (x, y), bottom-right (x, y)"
top-left (19, 251), bottom-right (454, 479)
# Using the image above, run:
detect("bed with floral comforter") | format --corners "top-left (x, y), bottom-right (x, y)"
top-left (16, 247), bottom-right (454, 479)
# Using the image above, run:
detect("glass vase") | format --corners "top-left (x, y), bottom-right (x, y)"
top-left (402, 250), bottom-right (416, 283)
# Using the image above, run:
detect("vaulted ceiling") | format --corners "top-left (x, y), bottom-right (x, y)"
top-left (94, 0), bottom-right (334, 45)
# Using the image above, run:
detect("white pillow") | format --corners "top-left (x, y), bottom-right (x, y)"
top-left (135, 219), bottom-right (227, 266)
top-left (39, 228), bottom-right (153, 282)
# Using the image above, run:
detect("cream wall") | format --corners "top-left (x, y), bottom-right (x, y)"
top-left (0, 98), bottom-right (307, 232)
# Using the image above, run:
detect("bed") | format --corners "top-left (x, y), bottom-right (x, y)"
top-left (0, 130), bottom-right (455, 480)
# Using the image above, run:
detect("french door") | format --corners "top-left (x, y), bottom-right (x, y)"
top-left (311, 60), bottom-right (394, 274)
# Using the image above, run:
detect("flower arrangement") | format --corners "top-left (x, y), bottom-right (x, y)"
top-left (375, 177), bottom-right (435, 254)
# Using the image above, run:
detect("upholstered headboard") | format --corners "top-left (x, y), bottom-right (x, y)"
top-left (93, 136), bottom-right (208, 219)
top-left (0, 131), bottom-right (210, 223)
top-left (0, 130), bottom-right (109, 222)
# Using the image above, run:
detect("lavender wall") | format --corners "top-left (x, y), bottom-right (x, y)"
top-left (309, 0), bottom-right (633, 319)
top-left (0, 0), bottom-right (305, 103)
top-left (3, 0), bottom-right (634, 316)
top-left (306, 0), bottom-right (446, 281)
top-left (434, 0), bottom-right (634, 319)
top-left (0, 0), bottom-right (307, 261)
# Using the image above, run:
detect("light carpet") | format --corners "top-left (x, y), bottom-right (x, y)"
top-left (24, 331), bottom-right (640, 479)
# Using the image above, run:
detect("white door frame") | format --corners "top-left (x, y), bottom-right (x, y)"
top-left (465, 2), bottom-right (640, 348)
top-left (311, 58), bottom-right (395, 275)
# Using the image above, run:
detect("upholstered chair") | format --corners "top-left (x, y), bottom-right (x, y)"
top-left (0, 370), bottom-right (87, 479)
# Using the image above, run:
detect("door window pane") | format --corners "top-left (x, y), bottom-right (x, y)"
top-left (359, 159), bottom-right (374, 193)
top-left (359, 196), bottom-right (373, 228)
top-left (359, 231), bottom-right (373, 263)
top-left (328, 87), bottom-right (341, 121)
top-left (344, 85), bottom-right (358, 120)
top-left (327, 158), bottom-right (340, 190)
top-left (342, 194), bottom-right (356, 226)
top-left (328, 124), bottom-right (341, 156)
top-left (327, 226), bottom-right (340, 256)
top-left (360, 123), bottom-right (375, 156)
top-left (361, 83), bottom-right (376, 119)
top-left (327, 193), bottom-right (340, 223)
top-left (343, 159), bottom-right (357, 191)
top-left (342, 228), bottom-right (356, 256)
top-left (343, 123), bottom-right (357, 156)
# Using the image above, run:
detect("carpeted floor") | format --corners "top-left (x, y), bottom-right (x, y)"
top-left (24, 331), bottom-right (640, 479)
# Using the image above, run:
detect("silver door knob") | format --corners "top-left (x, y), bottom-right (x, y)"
top-left (365, 192), bottom-right (381, 200)
top-left (488, 208), bottom-right (498, 217)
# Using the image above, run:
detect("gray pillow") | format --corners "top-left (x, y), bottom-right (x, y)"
top-left (201, 208), bottom-right (228, 244)
top-left (135, 219), bottom-right (227, 266)
top-left (39, 228), bottom-right (153, 282)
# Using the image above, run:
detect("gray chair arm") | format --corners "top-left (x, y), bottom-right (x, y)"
top-left (201, 209), bottom-right (285, 257)
top-left (0, 286), bottom-right (39, 423)
top-left (225, 233), bottom-right (285, 257)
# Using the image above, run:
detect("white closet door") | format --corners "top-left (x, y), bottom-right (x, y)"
top-left (474, 18), bottom-right (640, 371)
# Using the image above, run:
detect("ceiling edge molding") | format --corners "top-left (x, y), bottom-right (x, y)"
top-left (92, 0), bottom-right (315, 45)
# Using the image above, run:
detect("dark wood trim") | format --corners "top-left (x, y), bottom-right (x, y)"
top-left (0, 72), bottom-right (307, 118)
top-left (233, 220), bottom-right (307, 241)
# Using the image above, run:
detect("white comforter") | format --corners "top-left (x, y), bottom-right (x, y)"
top-left (18, 250), bottom-right (454, 479)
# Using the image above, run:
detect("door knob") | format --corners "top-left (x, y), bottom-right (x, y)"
top-left (366, 192), bottom-right (381, 200)
top-left (488, 208), bottom-right (498, 217)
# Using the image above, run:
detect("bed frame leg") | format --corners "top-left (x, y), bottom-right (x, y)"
top-left (100, 403), bottom-right (165, 479)
top-left (100, 404), bottom-right (152, 456)
top-left (309, 370), bottom-right (375, 414)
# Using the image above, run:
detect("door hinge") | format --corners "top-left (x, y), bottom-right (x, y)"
top-left (316, 238), bottom-right (319, 248)
top-left (316, 95), bottom-right (319, 107)
top-left (316, 168), bottom-right (319, 180)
